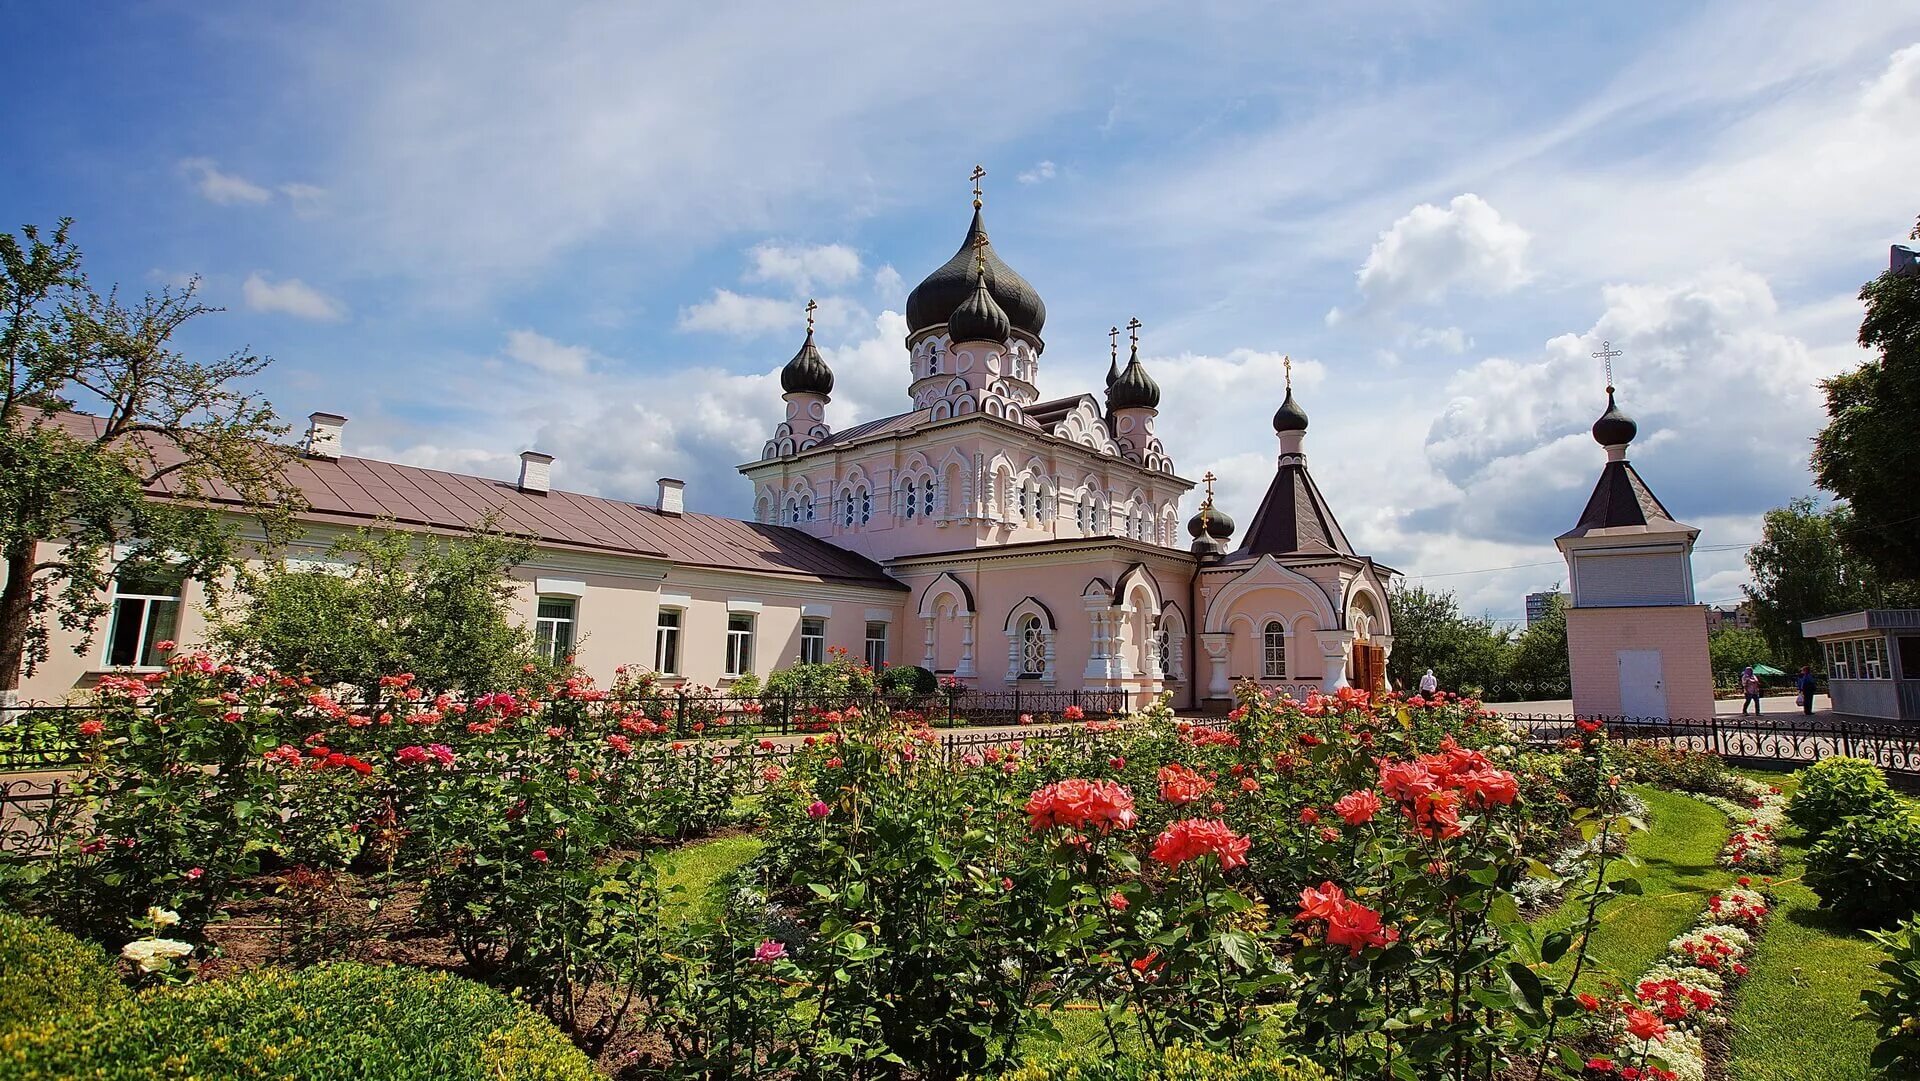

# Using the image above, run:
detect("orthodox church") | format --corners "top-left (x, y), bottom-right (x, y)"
top-left (740, 172), bottom-right (1397, 709)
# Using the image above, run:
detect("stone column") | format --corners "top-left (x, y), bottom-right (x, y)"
top-left (1313, 629), bottom-right (1356, 691)
top-left (957, 614), bottom-right (976, 678)
top-left (1005, 629), bottom-right (1023, 683)
top-left (1083, 603), bottom-right (1112, 683)
top-left (1111, 607), bottom-right (1135, 680)
top-left (1372, 634), bottom-right (1396, 692)
top-left (922, 616), bottom-right (937, 671)
top-left (1200, 633), bottom-right (1232, 699)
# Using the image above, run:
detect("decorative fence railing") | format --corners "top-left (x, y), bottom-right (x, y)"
top-left (0, 689), bottom-right (1130, 773)
top-left (1501, 712), bottom-right (1920, 789)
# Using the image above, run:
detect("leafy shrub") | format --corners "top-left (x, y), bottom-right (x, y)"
top-left (881, 663), bottom-right (938, 696)
top-left (996, 1044), bottom-right (1331, 1080)
top-left (1805, 808), bottom-right (1920, 925)
top-left (1861, 914), bottom-right (1920, 1076)
top-left (0, 962), bottom-right (598, 1080)
top-left (1788, 756), bottom-right (1900, 838)
top-left (0, 913), bottom-right (127, 1033)
top-left (1612, 742), bottom-right (1738, 796)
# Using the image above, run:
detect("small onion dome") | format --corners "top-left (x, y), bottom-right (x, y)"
top-left (1273, 387), bottom-right (1309, 433)
top-left (905, 208), bottom-right (1046, 339)
top-left (1108, 350), bottom-right (1160, 410)
top-left (780, 328), bottom-right (834, 395)
top-left (947, 272), bottom-right (1012, 344)
top-left (1105, 353), bottom-right (1120, 389)
top-left (1591, 388), bottom-right (1637, 447)
top-left (1187, 504), bottom-right (1235, 541)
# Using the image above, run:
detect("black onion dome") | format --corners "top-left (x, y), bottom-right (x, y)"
top-left (904, 209), bottom-right (1046, 339)
top-left (1108, 348), bottom-right (1160, 410)
top-left (1592, 388), bottom-right (1637, 447)
top-left (1187, 505), bottom-right (1235, 540)
top-left (1106, 353), bottom-right (1120, 389)
top-left (779, 328), bottom-right (834, 395)
top-left (1273, 388), bottom-right (1309, 433)
top-left (947, 273), bottom-right (1012, 343)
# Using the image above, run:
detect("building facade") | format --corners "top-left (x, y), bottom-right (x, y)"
top-left (12, 186), bottom-right (1395, 709)
top-left (1803, 609), bottom-right (1920, 721)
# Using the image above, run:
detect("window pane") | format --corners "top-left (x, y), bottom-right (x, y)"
top-left (107, 599), bottom-right (145, 667)
top-left (537, 598), bottom-right (575, 620)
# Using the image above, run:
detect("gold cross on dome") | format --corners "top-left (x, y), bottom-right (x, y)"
top-left (972, 231), bottom-right (990, 275)
top-left (1109, 325), bottom-right (1119, 362)
top-left (1202, 471), bottom-right (1217, 503)
top-left (804, 298), bottom-right (817, 332)
top-left (1283, 354), bottom-right (1292, 390)
top-left (1127, 316), bottom-right (1142, 348)
top-left (1592, 339), bottom-right (1623, 390)
top-left (970, 164), bottom-right (986, 208)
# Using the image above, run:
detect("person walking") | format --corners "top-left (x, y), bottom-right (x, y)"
top-left (1796, 665), bottom-right (1818, 716)
top-left (1419, 668), bottom-right (1438, 695)
top-left (1740, 666), bottom-right (1763, 715)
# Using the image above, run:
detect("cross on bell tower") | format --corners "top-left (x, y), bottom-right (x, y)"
top-left (1592, 339), bottom-right (1623, 391)
top-left (970, 164), bottom-right (986, 209)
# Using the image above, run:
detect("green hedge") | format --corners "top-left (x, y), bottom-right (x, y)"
top-left (1787, 757), bottom-right (1899, 838)
top-left (0, 913), bottom-right (127, 1033)
top-left (1805, 807), bottom-right (1920, 926)
top-left (0, 961), bottom-right (597, 1081)
top-left (996, 1044), bottom-right (1331, 1080)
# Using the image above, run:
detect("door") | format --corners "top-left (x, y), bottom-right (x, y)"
top-left (1617, 649), bottom-right (1667, 719)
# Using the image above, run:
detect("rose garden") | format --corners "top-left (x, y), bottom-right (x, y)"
top-left (0, 648), bottom-right (1916, 1080)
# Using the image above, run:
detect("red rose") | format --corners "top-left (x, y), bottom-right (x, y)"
top-left (1333, 789), bottom-right (1382, 824)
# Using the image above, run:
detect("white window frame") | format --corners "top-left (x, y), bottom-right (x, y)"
top-left (655, 608), bottom-right (683, 675)
top-left (104, 572), bottom-right (183, 669)
top-left (1262, 621), bottom-right (1287, 679)
top-left (865, 620), bottom-right (889, 668)
top-left (800, 616), bottom-right (826, 665)
top-left (533, 596), bottom-right (577, 665)
top-left (725, 613), bottom-right (755, 678)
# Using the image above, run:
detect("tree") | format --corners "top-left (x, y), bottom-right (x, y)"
top-left (1813, 220), bottom-right (1920, 582)
top-left (1742, 498), bottom-right (1915, 669)
top-left (1385, 584), bottom-right (1508, 698)
top-left (0, 220), bottom-right (299, 689)
top-left (1707, 625), bottom-right (1772, 688)
top-left (212, 522), bottom-right (541, 697)
top-left (1501, 591), bottom-right (1570, 700)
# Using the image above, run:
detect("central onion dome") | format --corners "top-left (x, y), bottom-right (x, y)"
top-left (1108, 346), bottom-right (1160, 410)
top-left (1187, 504), bottom-right (1235, 541)
top-left (780, 327), bottom-right (834, 395)
top-left (905, 208), bottom-right (1046, 342)
top-left (947, 270), bottom-right (1012, 344)
top-left (1273, 387), bottom-right (1309, 433)
top-left (1591, 387), bottom-right (1637, 447)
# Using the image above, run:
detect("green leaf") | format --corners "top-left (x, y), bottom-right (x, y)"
top-left (1540, 930), bottom-right (1573, 964)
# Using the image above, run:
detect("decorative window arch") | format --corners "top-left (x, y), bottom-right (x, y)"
top-left (785, 497), bottom-right (800, 525)
top-left (1263, 621), bottom-right (1287, 678)
top-left (1002, 596), bottom-right (1057, 684)
top-left (921, 476), bottom-right (935, 518)
top-left (899, 477), bottom-right (918, 520)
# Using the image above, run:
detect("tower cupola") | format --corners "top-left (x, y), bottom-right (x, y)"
top-left (1108, 338), bottom-right (1161, 411)
top-left (779, 313), bottom-right (834, 396)
top-left (947, 255), bottom-right (1012, 344)
top-left (904, 166), bottom-right (1046, 345)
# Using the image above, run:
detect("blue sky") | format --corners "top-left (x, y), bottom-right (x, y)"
top-left (6, 2), bottom-right (1918, 622)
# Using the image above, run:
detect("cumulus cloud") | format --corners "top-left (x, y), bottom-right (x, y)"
top-left (502, 329), bottom-right (595, 376)
top-left (1410, 326), bottom-right (1471, 354)
top-left (180, 158), bottom-right (271, 205)
top-left (278, 182), bottom-right (327, 217)
top-left (242, 273), bottom-right (347, 321)
top-left (1018, 160), bottom-right (1057, 184)
top-left (1336, 194), bottom-right (1531, 320)
top-left (679, 289), bottom-right (813, 337)
top-left (745, 242), bottom-right (863, 292)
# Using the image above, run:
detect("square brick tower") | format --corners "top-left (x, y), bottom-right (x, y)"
top-left (1555, 381), bottom-right (1714, 721)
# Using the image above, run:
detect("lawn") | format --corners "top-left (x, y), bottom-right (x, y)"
top-left (1723, 771), bottom-right (1887, 1081)
top-left (1537, 786), bottom-right (1733, 993)
top-left (650, 833), bottom-right (765, 928)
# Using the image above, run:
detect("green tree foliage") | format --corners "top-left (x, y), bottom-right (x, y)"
top-left (1502, 591), bottom-right (1571, 700)
top-left (1385, 584), bottom-right (1509, 697)
top-left (212, 523), bottom-right (540, 697)
top-left (1707, 625), bottom-right (1773, 687)
top-left (1814, 225), bottom-right (1920, 582)
top-left (1742, 498), bottom-right (1914, 669)
top-left (0, 220), bottom-right (300, 688)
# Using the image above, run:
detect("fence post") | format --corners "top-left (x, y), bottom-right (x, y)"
top-left (677, 688), bottom-right (690, 737)
top-left (1073, 689), bottom-right (1082, 714)
top-left (1840, 722), bottom-right (1853, 761)
top-left (1709, 714), bottom-right (1721, 758)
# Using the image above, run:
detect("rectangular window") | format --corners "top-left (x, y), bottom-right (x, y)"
top-left (1262, 622), bottom-right (1287, 679)
top-left (725, 613), bottom-right (755, 678)
top-left (533, 597), bottom-right (576, 664)
top-left (800, 616), bottom-right (826, 665)
top-left (655, 609), bottom-right (682, 675)
top-left (105, 572), bottom-right (182, 668)
top-left (865, 621), bottom-right (888, 668)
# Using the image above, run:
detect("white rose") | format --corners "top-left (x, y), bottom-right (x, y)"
top-left (121, 937), bottom-right (194, 972)
top-left (146, 906), bottom-right (181, 928)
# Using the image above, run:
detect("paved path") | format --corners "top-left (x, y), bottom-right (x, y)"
top-left (1490, 693), bottom-right (1834, 722)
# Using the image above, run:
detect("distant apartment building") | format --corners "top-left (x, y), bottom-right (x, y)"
top-left (1706, 604), bottom-right (1752, 632)
top-left (1525, 591), bottom-right (1569, 627)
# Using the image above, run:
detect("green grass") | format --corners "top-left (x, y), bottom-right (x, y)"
top-left (650, 833), bottom-right (764, 928)
top-left (1537, 786), bottom-right (1733, 993)
top-left (1724, 770), bottom-right (1887, 1081)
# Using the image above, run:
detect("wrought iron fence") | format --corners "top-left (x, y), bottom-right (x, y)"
top-left (1500, 712), bottom-right (1920, 789)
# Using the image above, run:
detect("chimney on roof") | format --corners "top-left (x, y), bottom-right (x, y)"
top-left (657, 477), bottom-right (685, 516)
top-left (305, 412), bottom-right (346, 459)
top-left (518, 450), bottom-right (554, 494)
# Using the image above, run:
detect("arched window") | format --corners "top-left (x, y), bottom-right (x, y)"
top-left (1262, 621), bottom-right (1287, 678)
top-left (859, 487), bottom-right (872, 524)
top-left (803, 495), bottom-right (815, 522)
top-left (786, 498), bottom-right (800, 525)
top-left (921, 478), bottom-right (935, 518)
top-left (1153, 625), bottom-right (1172, 677)
top-left (901, 480), bottom-right (917, 520)
top-left (1019, 614), bottom-right (1046, 677)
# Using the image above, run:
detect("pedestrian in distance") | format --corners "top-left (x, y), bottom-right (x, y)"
top-left (1796, 665), bottom-right (1817, 716)
top-left (1740, 666), bottom-right (1763, 715)
top-left (1419, 668), bottom-right (1438, 695)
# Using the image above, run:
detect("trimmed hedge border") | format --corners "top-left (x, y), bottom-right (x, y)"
top-left (0, 913), bottom-right (128, 1034)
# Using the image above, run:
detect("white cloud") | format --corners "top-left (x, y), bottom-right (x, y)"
top-left (241, 273), bottom-right (348, 321)
top-left (745, 243), bottom-right (863, 293)
top-left (502, 329), bottom-right (595, 376)
top-left (1018, 160), bottom-right (1057, 184)
top-left (678, 289), bottom-right (807, 337)
top-left (872, 264), bottom-right (904, 301)
top-left (278, 182), bottom-right (327, 217)
top-left (179, 158), bottom-right (270, 205)
top-left (1342, 194), bottom-right (1531, 317)
top-left (1410, 326), bottom-right (1471, 354)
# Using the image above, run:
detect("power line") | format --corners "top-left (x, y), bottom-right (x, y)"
top-left (1400, 541), bottom-right (1757, 583)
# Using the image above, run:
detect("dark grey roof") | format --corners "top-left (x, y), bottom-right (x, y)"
top-left (1558, 459), bottom-right (1691, 539)
top-left (779, 328), bottom-right (834, 395)
top-left (1025, 395), bottom-right (1093, 429)
top-left (809, 409), bottom-right (929, 449)
top-left (1107, 347), bottom-right (1160, 410)
top-left (1228, 460), bottom-right (1355, 560)
top-left (947, 272), bottom-right (1012, 343)
top-left (904, 208), bottom-right (1046, 341)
